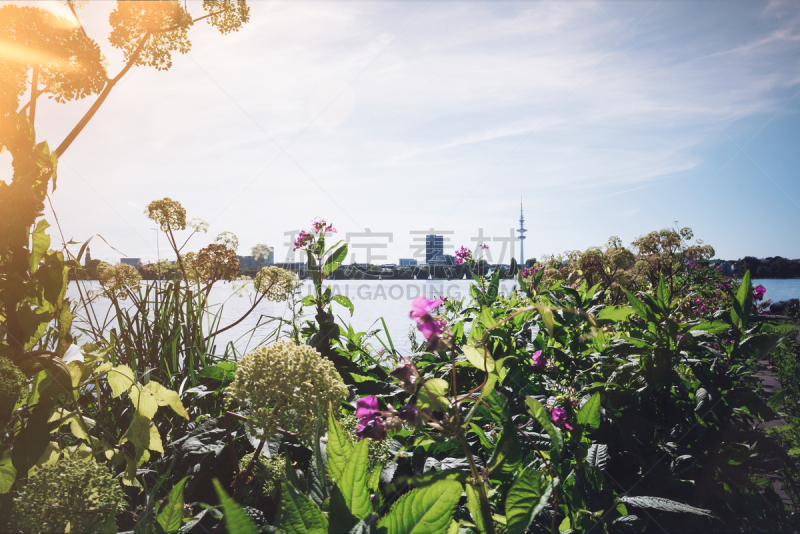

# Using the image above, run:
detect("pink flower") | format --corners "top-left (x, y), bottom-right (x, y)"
top-left (454, 246), bottom-right (472, 266)
top-left (410, 296), bottom-right (452, 351)
top-left (551, 407), bottom-right (573, 431)
top-left (754, 285), bottom-right (766, 301)
top-left (481, 244), bottom-right (489, 250)
top-left (390, 357), bottom-right (417, 393)
top-left (294, 230), bottom-right (312, 251)
top-left (355, 396), bottom-right (386, 441)
top-left (530, 350), bottom-right (545, 373)
top-left (325, 223), bottom-right (336, 233)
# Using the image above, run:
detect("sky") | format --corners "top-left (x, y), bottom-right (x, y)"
top-left (4, 0), bottom-right (800, 265)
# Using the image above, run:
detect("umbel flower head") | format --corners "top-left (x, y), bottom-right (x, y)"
top-left (254, 266), bottom-right (299, 302)
top-left (225, 341), bottom-right (348, 442)
top-left (145, 197), bottom-right (187, 231)
top-left (13, 454), bottom-right (125, 534)
top-left (97, 262), bottom-right (141, 299)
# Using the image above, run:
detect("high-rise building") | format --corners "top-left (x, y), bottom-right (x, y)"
top-left (399, 258), bottom-right (418, 267)
top-left (426, 235), bottom-right (445, 264)
top-left (517, 199), bottom-right (527, 265)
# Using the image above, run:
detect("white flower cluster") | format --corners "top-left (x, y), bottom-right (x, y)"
top-left (225, 341), bottom-right (347, 442)
top-left (254, 266), bottom-right (298, 302)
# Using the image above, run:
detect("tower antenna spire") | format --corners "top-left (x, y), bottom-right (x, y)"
top-left (517, 197), bottom-right (526, 265)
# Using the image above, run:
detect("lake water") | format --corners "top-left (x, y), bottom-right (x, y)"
top-left (67, 280), bottom-right (519, 355)
top-left (67, 278), bottom-right (800, 356)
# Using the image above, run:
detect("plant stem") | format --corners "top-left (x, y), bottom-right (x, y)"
top-left (460, 435), bottom-right (495, 534)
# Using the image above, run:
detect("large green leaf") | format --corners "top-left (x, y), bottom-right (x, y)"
top-left (332, 294), bottom-right (355, 316)
top-left (327, 407), bottom-right (354, 483)
top-left (156, 476), bottom-right (188, 533)
top-left (377, 479), bottom-right (463, 534)
top-left (656, 275), bottom-right (670, 312)
top-left (309, 411), bottom-right (328, 505)
top-left (525, 397), bottom-right (563, 461)
top-left (465, 484), bottom-right (486, 533)
top-left (463, 344), bottom-right (495, 373)
top-left (279, 476), bottom-right (329, 534)
top-left (28, 219), bottom-right (51, 273)
top-left (338, 438), bottom-right (372, 520)
top-left (577, 393), bottom-right (601, 431)
top-left (417, 378), bottom-right (449, 410)
top-left (213, 479), bottom-right (259, 534)
top-left (731, 270), bottom-right (752, 329)
top-left (505, 470), bottom-right (556, 534)
top-left (597, 306), bottom-right (634, 321)
top-left (323, 244), bottom-right (348, 276)
top-left (0, 450), bottom-right (16, 494)
top-left (107, 365), bottom-right (135, 398)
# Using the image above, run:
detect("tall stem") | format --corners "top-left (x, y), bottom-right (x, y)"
top-left (460, 436), bottom-right (495, 534)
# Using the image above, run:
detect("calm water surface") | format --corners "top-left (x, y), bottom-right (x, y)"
top-left (67, 278), bottom-right (799, 355)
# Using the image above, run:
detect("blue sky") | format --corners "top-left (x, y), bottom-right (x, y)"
top-left (4, 0), bottom-right (800, 265)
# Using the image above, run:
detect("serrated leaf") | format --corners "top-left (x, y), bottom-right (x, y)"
top-left (157, 476), bottom-right (188, 533)
top-left (525, 397), bottom-right (563, 461)
top-left (619, 495), bottom-right (712, 517)
top-left (377, 479), bottom-right (463, 534)
top-left (577, 393), bottom-right (601, 431)
top-left (328, 407), bottom-right (354, 483)
top-left (505, 470), bottom-right (556, 534)
top-left (586, 443), bottom-right (609, 471)
top-left (465, 484), bottom-right (486, 533)
top-left (338, 438), bottom-right (372, 520)
top-left (213, 479), bottom-right (259, 534)
top-left (142, 381), bottom-right (190, 420)
top-left (280, 476), bottom-right (328, 534)
top-left (463, 344), bottom-right (495, 372)
top-left (107, 365), bottom-right (135, 397)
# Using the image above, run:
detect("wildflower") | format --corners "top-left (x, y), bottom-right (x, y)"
top-left (454, 246), bottom-right (472, 266)
top-left (225, 342), bottom-right (347, 442)
top-left (551, 407), bottom-right (573, 431)
top-left (294, 230), bottom-right (313, 251)
top-left (325, 223), bottom-right (336, 233)
top-left (530, 350), bottom-right (545, 373)
top-left (410, 296), bottom-right (452, 351)
top-left (390, 357), bottom-right (418, 393)
top-left (754, 285), bottom-right (767, 301)
top-left (355, 396), bottom-right (387, 441)
top-left (481, 243), bottom-right (489, 250)
top-left (254, 266), bottom-right (298, 302)
top-left (397, 404), bottom-right (422, 426)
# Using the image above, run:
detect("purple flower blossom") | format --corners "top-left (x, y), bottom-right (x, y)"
top-left (551, 407), bottom-right (573, 431)
top-left (397, 404), bottom-right (421, 427)
top-left (390, 358), bottom-right (417, 393)
top-left (454, 246), bottom-right (472, 266)
top-left (293, 230), bottom-right (312, 251)
top-left (355, 396), bottom-right (387, 441)
top-left (754, 285), bottom-right (767, 301)
top-left (481, 243), bottom-right (489, 250)
top-left (410, 297), bottom-right (451, 350)
top-left (530, 350), bottom-right (545, 373)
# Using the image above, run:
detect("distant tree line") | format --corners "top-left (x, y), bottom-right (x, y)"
top-left (737, 256), bottom-right (800, 279)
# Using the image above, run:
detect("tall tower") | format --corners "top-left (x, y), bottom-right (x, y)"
top-left (517, 199), bottom-right (526, 265)
top-left (84, 246), bottom-right (92, 267)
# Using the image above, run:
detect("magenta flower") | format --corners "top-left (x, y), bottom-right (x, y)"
top-left (530, 350), bottom-right (545, 373)
top-left (294, 230), bottom-right (312, 251)
top-left (355, 396), bottom-right (387, 441)
top-left (325, 223), bottom-right (336, 233)
top-left (551, 407), bottom-right (573, 431)
top-left (754, 285), bottom-right (766, 301)
top-left (481, 243), bottom-right (489, 250)
top-left (397, 404), bottom-right (421, 426)
top-left (390, 357), bottom-right (417, 393)
top-left (410, 296), bottom-right (443, 338)
top-left (454, 246), bottom-right (472, 266)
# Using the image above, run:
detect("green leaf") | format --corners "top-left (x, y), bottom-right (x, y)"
top-left (279, 476), bottom-right (329, 534)
top-left (0, 450), bottom-right (16, 494)
top-left (487, 425), bottom-right (522, 477)
top-left (156, 476), bottom-right (188, 533)
top-left (540, 307), bottom-right (555, 337)
top-left (505, 470), bottom-right (556, 534)
top-left (377, 479), bottom-right (463, 534)
top-left (656, 275), bottom-right (670, 312)
top-left (731, 270), bottom-right (752, 329)
top-left (327, 406), bottom-right (354, 483)
top-left (577, 394), bottom-right (601, 431)
top-left (323, 244), bottom-right (348, 276)
top-left (622, 288), bottom-right (650, 322)
top-left (300, 295), bottom-right (316, 307)
top-left (597, 306), bottom-right (633, 321)
top-left (107, 365), bottom-right (135, 398)
top-left (618, 495), bottom-right (712, 517)
top-left (525, 397), bottom-right (563, 461)
top-left (213, 479), bottom-right (259, 534)
top-left (338, 438), bottom-right (372, 520)
top-left (309, 411), bottom-right (328, 505)
top-left (29, 219), bottom-right (51, 273)
top-left (142, 381), bottom-right (189, 421)
top-left (463, 344), bottom-right (495, 372)
top-left (418, 378), bottom-right (449, 410)
top-left (465, 484), bottom-right (486, 533)
top-left (332, 294), bottom-right (355, 316)
top-left (129, 384), bottom-right (159, 419)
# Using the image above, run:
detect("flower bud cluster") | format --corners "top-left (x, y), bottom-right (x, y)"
top-left (254, 266), bottom-right (298, 302)
top-left (0, 357), bottom-right (26, 415)
top-left (97, 262), bottom-right (141, 299)
top-left (225, 341), bottom-right (348, 442)
top-left (238, 452), bottom-right (286, 504)
top-left (13, 455), bottom-right (125, 534)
